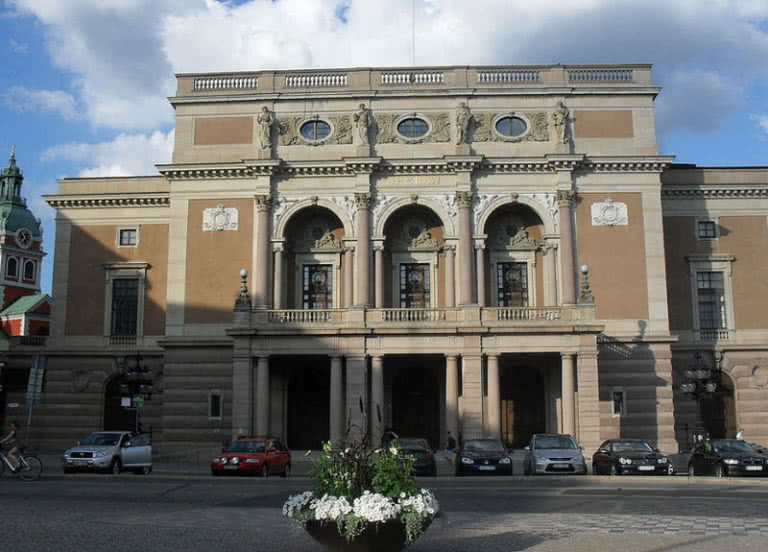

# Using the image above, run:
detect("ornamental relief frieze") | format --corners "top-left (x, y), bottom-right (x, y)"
top-left (272, 194), bottom-right (358, 236)
top-left (473, 112), bottom-right (549, 143)
top-left (202, 204), bottom-right (239, 231)
top-left (473, 192), bottom-right (558, 233)
top-left (277, 115), bottom-right (354, 146)
top-left (374, 113), bottom-right (451, 144)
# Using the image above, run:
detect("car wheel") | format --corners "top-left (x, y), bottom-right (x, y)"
top-left (714, 464), bottom-right (725, 478)
top-left (140, 466), bottom-right (151, 476)
top-left (688, 463), bottom-right (695, 477)
top-left (262, 464), bottom-right (269, 478)
top-left (110, 459), bottom-right (121, 475)
top-left (609, 464), bottom-right (618, 476)
top-left (281, 464), bottom-right (291, 478)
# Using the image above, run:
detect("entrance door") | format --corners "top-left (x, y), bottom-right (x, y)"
top-left (287, 363), bottom-right (330, 450)
top-left (104, 376), bottom-right (135, 431)
top-left (701, 372), bottom-right (736, 439)
top-left (391, 367), bottom-right (439, 448)
top-left (500, 368), bottom-right (545, 448)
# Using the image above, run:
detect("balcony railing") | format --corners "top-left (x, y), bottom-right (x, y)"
top-left (245, 305), bottom-right (596, 331)
top-left (9, 335), bottom-right (48, 347)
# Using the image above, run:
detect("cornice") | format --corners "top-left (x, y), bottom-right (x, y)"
top-left (480, 158), bottom-right (552, 173)
top-left (662, 185), bottom-right (768, 199)
top-left (157, 164), bottom-right (254, 180)
top-left (581, 156), bottom-right (675, 173)
top-left (378, 160), bottom-right (451, 174)
top-left (45, 194), bottom-right (170, 209)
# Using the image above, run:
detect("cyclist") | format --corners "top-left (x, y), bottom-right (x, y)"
top-left (0, 420), bottom-right (20, 471)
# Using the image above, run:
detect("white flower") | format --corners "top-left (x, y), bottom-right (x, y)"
top-left (353, 491), bottom-right (401, 522)
top-left (389, 446), bottom-right (398, 455)
top-left (313, 494), bottom-right (353, 521)
top-left (398, 489), bottom-right (440, 518)
top-left (282, 491), bottom-right (314, 517)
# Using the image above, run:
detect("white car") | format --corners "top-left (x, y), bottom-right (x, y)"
top-left (63, 431), bottom-right (152, 475)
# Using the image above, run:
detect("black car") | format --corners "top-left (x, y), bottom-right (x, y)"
top-left (688, 439), bottom-right (768, 477)
top-left (592, 439), bottom-right (670, 476)
top-left (455, 439), bottom-right (513, 476)
top-left (397, 438), bottom-right (437, 477)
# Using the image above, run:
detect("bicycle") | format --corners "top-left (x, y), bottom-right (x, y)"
top-left (0, 448), bottom-right (43, 481)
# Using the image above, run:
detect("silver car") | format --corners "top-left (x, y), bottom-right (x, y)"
top-left (63, 431), bottom-right (152, 475)
top-left (523, 433), bottom-right (587, 475)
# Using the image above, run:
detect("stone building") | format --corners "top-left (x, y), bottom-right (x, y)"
top-left (28, 64), bottom-right (768, 456)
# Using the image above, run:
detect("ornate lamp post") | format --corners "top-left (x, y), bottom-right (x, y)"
top-left (119, 353), bottom-right (154, 433)
top-left (679, 352), bottom-right (719, 446)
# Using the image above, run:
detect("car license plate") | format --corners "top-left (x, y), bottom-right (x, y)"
top-left (746, 466), bottom-right (763, 471)
top-left (552, 463), bottom-right (570, 469)
top-left (638, 466), bottom-right (654, 471)
top-left (478, 466), bottom-right (495, 471)
top-left (224, 465), bottom-right (238, 470)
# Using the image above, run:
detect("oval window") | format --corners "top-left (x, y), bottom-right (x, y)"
top-left (300, 120), bottom-right (331, 141)
top-left (495, 116), bottom-right (527, 137)
top-left (397, 118), bottom-right (429, 138)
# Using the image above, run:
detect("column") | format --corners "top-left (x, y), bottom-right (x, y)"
top-left (475, 241), bottom-right (486, 307)
top-left (330, 356), bottom-right (344, 443)
top-left (445, 355), bottom-right (459, 444)
top-left (561, 353), bottom-right (576, 436)
top-left (371, 355), bottom-right (385, 447)
top-left (445, 245), bottom-right (455, 308)
top-left (543, 242), bottom-right (558, 305)
top-left (374, 246), bottom-right (384, 308)
top-left (273, 245), bottom-right (284, 309)
top-left (487, 354), bottom-right (500, 439)
top-left (254, 194), bottom-right (272, 308)
top-left (345, 355), bottom-right (368, 443)
top-left (355, 193), bottom-right (372, 306)
top-left (344, 246), bottom-right (354, 308)
top-left (255, 355), bottom-right (270, 435)
top-left (461, 354), bottom-right (484, 439)
top-left (557, 191), bottom-right (576, 304)
top-left (456, 191), bottom-right (473, 305)
top-left (232, 350), bottom-right (253, 440)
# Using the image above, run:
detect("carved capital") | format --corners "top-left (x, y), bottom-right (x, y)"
top-left (443, 244), bottom-right (456, 254)
top-left (355, 192), bottom-right (372, 210)
top-left (556, 190), bottom-right (575, 208)
top-left (455, 191), bottom-right (473, 209)
top-left (254, 194), bottom-right (272, 211)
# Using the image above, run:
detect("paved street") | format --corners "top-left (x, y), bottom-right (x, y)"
top-left (2, 472), bottom-right (768, 551)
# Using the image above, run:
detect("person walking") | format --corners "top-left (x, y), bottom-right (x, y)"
top-left (444, 431), bottom-right (457, 463)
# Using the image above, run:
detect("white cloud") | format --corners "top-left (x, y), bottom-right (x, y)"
top-left (751, 114), bottom-right (768, 139)
top-left (9, 38), bottom-right (28, 53)
top-left (41, 130), bottom-right (174, 177)
top-left (4, 86), bottom-right (78, 120)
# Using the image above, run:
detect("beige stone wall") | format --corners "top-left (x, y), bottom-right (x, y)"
top-left (575, 192), bottom-right (648, 320)
top-left (194, 117), bottom-right (253, 145)
top-left (184, 199), bottom-right (253, 323)
top-left (574, 111), bottom-right (633, 138)
top-left (65, 224), bottom-right (169, 336)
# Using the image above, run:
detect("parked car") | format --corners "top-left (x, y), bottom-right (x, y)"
top-left (396, 438), bottom-right (437, 477)
top-left (211, 437), bottom-right (291, 477)
top-left (62, 431), bottom-right (152, 475)
top-left (592, 439), bottom-right (670, 475)
top-left (688, 439), bottom-right (768, 477)
top-left (523, 433), bottom-right (587, 475)
top-left (455, 439), bottom-right (513, 476)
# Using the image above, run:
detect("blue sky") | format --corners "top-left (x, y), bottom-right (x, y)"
top-left (1, 0), bottom-right (767, 294)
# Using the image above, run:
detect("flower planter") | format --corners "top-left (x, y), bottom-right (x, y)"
top-left (304, 517), bottom-right (433, 552)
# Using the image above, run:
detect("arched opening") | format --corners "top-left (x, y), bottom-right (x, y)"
top-left (103, 375), bottom-right (135, 431)
top-left (702, 371), bottom-right (737, 439)
top-left (499, 356), bottom-right (549, 448)
top-left (280, 355), bottom-right (330, 450)
top-left (382, 205), bottom-right (444, 308)
top-left (389, 356), bottom-right (441, 449)
top-left (283, 207), bottom-right (346, 309)
top-left (482, 204), bottom-right (546, 307)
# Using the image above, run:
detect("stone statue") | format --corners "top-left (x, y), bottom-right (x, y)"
top-left (353, 104), bottom-right (372, 145)
top-left (257, 106), bottom-right (275, 149)
top-left (455, 102), bottom-right (473, 145)
top-left (552, 101), bottom-right (569, 145)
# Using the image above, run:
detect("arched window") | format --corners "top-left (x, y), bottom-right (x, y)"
top-left (6, 257), bottom-right (18, 279)
top-left (23, 260), bottom-right (35, 280)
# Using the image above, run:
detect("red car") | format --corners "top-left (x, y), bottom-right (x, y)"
top-left (210, 437), bottom-right (291, 477)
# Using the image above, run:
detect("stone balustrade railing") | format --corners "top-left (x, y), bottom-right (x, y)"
top-left (177, 65), bottom-right (650, 96)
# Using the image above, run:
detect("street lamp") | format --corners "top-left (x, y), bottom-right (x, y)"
top-left (680, 352), bottom-right (719, 446)
top-left (119, 353), bottom-right (154, 433)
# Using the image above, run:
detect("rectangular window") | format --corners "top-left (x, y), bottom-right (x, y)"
top-left (399, 263), bottom-right (430, 307)
top-left (612, 391), bottom-right (626, 416)
top-left (111, 278), bottom-right (138, 336)
top-left (302, 264), bottom-right (333, 309)
top-left (697, 220), bottom-right (717, 240)
top-left (697, 271), bottom-right (726, 329)
top-left (119, 228), bottom-right (138, 247)
top-left (209, 391), bottom-right (223, 419)
top-left (497, 262), bottom-right (528, 307)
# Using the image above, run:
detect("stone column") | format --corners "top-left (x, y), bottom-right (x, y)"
top-left (445, 355), bottom-right (459, 444)
top-left (231, 348), bottom-right (253, 440)
top-left (475, 240), bottom-right (486, 307)
top-left (272, 244), bottom-right (284, 309)
top-left (345, 355), bottom-right (368, 443)
top-left (456, 191), bottom-right (473, 305)
top-left (542, 242), bottom-right (558, 305)
top-left (561, 353), bottom-right (576, 436)
top-left (557, 191), bottom-right (576, 304)
top-left (355, 193), bottom-right (372, 306)
top-left (445, 245), bottom-right (455, 308)
top-left (254, 194), bottom-right (272, 308)
top-left (344, 246), bottom-right (354, 308)
top-left (374, 245), bottom-right (384, 308)
top-left (255, 355), bottom-right (270, 435)
top-left (371, 355), bottom-right (385, 447)
top-left (330, 356), bottom-right (344, 443)
top-left (487, 354), bottom-right (501, 439)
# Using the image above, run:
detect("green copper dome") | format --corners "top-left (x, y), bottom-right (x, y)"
top-left (0, 147), bottom-right (42, 237)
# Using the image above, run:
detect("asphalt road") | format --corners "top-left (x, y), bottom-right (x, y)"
top-left (2, 474), bottom-right (768, 551)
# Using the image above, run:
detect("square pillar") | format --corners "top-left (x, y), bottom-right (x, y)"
top-left (345, 355), bottom-right (368, 443)
top-left (460, 354), bottom-right (484, 439)
top-left (232, 348), bottom-right (253, 440)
